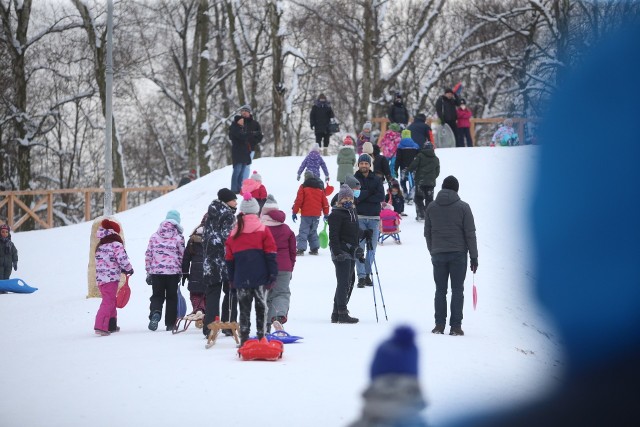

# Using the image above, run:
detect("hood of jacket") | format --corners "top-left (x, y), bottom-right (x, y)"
top-left (314, 99), bottom-right (332, 108)
top-left (157, 220), bottom-right (182, 238)
top-left (96, 226), bottom-right (119, 240)
top-left (398, 138), bottom-right (419, 150)
top-left (435, 189), bottom-right (460, 206)
top-left (262, 209), bottom-right (286, 226)
top-left (235, 214), bottom-right (265, 234)
top-left (241, 178), bottom-right (261, 194)
top-left (419, 147), bottom-right (436, 157)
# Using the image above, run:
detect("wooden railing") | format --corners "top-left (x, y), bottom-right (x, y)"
top-left (0, 186), bottom-right (176, 231)
top-left (371, 117), bottom-right (533, 146)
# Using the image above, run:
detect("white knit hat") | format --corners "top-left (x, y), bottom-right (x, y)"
top-left (240, 193), bottom-right (260, 215)
top-left (261, 194), bottom-right (279, 215)
top-left (251, 170), bottom-right (262, 182)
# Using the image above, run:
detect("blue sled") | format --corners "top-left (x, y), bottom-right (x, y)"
top-left (0, 278), bottom-right (38, 294)
top-left (251, 330), bottom-right (303, 344)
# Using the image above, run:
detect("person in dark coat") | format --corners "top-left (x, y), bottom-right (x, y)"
top-left (202, 188), bottom-right (238, 337)
top-left (354, 154), bottom-right (385, 288)
top-left (388, 92), bottom-right (410, 125)
top-left (395, 130), bottom-right (420, 198)
top-left (328, 184), bottom-right (364, 324)
top-left (372, 144), bottom-right (392, 185)
top-left (435, 88), bottom-right (460, 146)
top-left (0, 224), bottom-right (18, 281)
top-left (229, 106), bottom-right (263, 191)
top-left (445, 23), bottom-right (640, 427)
top-left (310, 93), bottom-right (335, 155)
top-left (407, 143), bottom-right (440, 221)
top-left (181, 214), bottom-right (207, 322)
top-left (424, 176), bottom-right (478, 336)
top-left (407, 113), bottom-right (432, 149)
top-left (178, 169), bottom-right (196, 188)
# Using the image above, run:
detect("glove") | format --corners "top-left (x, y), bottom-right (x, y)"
top-left (13, 262), bottom-right (17, 271)
top-left (122, 269), bottom-right (134, 276)
top-left (297, 175), bottom-right (301, 181)
top-left (325, 177), bottom-right (330, 183)
top-left (146, 274), bottom-right (152, 286)
top-left (362, 229), bottom-right (373, 241)
top-left (323, 215), bottom-right (329, 222)
top-left (292, 213), bottom-right (298, 223)
top-left (335, 252), bottom-right (348, 262)
top-left (470, 258), bottom-right (478, 273)
top-left (355, 247), bottom-right (365, 263)
top-left (182, 274), bottom-right (189, 286)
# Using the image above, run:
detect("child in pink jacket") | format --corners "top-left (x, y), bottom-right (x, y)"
top-left (145, 210), bottom-right (185, 331)
top-left (94, 219), bottom-right (134, 336)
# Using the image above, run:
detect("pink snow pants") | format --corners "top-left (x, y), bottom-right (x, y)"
top-left (94, 281), bottom-right (118, 331)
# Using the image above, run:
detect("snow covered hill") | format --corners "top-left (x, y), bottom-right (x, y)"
top-left (1, 146), bottom-right (562, 427)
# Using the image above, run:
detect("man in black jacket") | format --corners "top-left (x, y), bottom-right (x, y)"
top-left (435, 88), bottom-right (460, 147)
top-left (310, 94), bottom-right (335, 155)
top-left (424, 176), bottom-right (478, 336)
top-left (388, 92), bottom-right (409, 125)
top-left (354, 154), bottom-right (385, 288)
top-left (230, 105), bottom-right (263, 186)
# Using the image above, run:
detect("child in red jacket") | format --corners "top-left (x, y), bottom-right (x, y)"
top-left (241, 171), bottom-right (268, 212)
top-left (292, 172), bottom-right (330, 256)
top-left (456, 99), bottom-right (473, 147)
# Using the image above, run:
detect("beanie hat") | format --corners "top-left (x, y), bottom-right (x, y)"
top-left (304, 170), bottom-right (316, 181)
top-left (240, 192), bottom-right (260, 215)
top-left (358, 153), bottom-right (372, 165)
top-left (362, 141), bottom-right (374, 155)
top-left (363, 121), bottom-right (372, 131)
top-left (217, 188), bottom-right (237, 203)
top-left (311, 143), bottom-right (321, 153)
top-left (0, 223), bottom-right (10, 233)
top-left (389, 123), bottom-right (401, 132)
top-left (240, 104), bottom-right (252, 114)
top-left (442, 175), bottom-right (459, 192)
top-left (459, 99), bottom-right (467, 105)
top-left (262, 194), bottom-right (279, 214)
top-left (344, 174), bottom-right (361, 189)
top-left (444, 87), bottom-right (454, 94)
top-left (370, 325), bottom-right (419, 380)
top-left (318, 93), bottom-right (326, 100)
top-left (401, 129), bottom-right (412, 139)
top-left (337, 184), bottom-right (354, 202)
top-left (165, 210), bottom-right (181, 225)
top-left (415, 113), bottom-right (427, 122)
top-left (343, 135), bottom-right (354, 146)
top-left (101, 218), bottom-right (121, 234)
top-left (251, 170), bottom-right (262, 182)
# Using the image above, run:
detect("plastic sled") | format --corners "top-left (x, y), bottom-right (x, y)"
top-left (238, 337), bottom-right (284, 361)
top-left (266, 330), bottom-right (303, 344)
top-left (318, 221), bottom-right (328, 249)
top-left (0, 278), bottom-right (38, 294)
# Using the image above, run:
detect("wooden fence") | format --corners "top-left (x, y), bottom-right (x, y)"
top-left (371, 117), bottom-right (532, 146)
top-left (0, 186), bottom-right (176, 231)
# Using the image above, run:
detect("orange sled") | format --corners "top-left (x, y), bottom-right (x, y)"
top-left (237, 337), bottom-right (284, 361)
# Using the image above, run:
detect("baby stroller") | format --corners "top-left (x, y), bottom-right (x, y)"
top-left (378, 203), bottom-right (402, 245)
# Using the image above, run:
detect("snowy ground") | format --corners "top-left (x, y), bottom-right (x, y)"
top-left (1, 146), bottom-right (563, 427)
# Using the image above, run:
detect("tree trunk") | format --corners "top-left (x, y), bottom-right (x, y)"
top-left (269, 1), bottom-right (284, 156)
top-left (195, 0), bottom-right (210, 174)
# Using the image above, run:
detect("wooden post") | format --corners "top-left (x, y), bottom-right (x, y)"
top-left (470, 120), bottom-right (476, 147)
top-left (47, 192), bottom-right (53, 228)
top-left (84, 191), bottom-right (91, 221)
top-left (118, 189), bottom-right (128, 212)
top-left (8, 194), bottom-right (14, 228)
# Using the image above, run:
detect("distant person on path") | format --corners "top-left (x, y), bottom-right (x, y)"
top-left (407, 113), bottom-right (432, 149)
top-left (0, 224), bottom-right (18, 281)
top-left (229, 105), bottom-right (263, 191)
top-left (372, 144), bottom-right (392, 185)
top-left (424, 176), bottom-right (478, 336)
top-left (296, 144), bottom-right (330, 183)
top-left (395, 129), bottom-right (420, 199)
top-left (357, 121), bottom-right (373, 155)
top-left (178, 169), bottom-right (196, 188)
top-left (435, 88), bottom-right (461, 146)
top-left (337, 135), bottom-right (357, 184)
top-left (93, 219), bottom-right (133, 336)
top-left (201, 188), bottom-right (238, 338)
top-left (407, 142), bottom-right (440, 221)
top-left (456, 99), bottom-right (473, 147)
top-left (387, 92), bottom-right (410, 126)
top-left (145, 210), bottom-right (185, 332)
top-left (491, 119), bottom-right (519, 147)
top-left (310, 93), bottom-right (335, 156)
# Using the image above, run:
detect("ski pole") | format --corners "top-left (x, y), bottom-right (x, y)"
top-left (371, 254), bottom-right (388, 321)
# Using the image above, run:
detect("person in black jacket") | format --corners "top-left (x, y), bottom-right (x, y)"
top-left (354, 154), bottom-right (385, 288)
top-left (388, 92), bottom-right (409, 125)
top-left (182, 214), bottom-right (207, 324)
top-left (229, 106), bottom-right (263, 191)
top-left (328, 184), bottom-right (364, 324)
top-left (372, 144), bottom-right (392, 185)
top-left (435, 88), bottom-right (460, 146)
top-left (407, 113), bottom-right (432, 149)
top-left (424, 176), bottom-right (478, 336)
top-left (407, 143), bottom-right (440, 221)
top-left (310, 94), bottom-right (335, 155)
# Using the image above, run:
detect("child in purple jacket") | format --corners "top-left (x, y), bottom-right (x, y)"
top-left (297, 144), bottom-right (330, 182)
top-left (94, 219), bottom-right (134, 336)
top-left (145, 210), bottom-right (185, 331)
top-left (260, 194), bottom-right (296, 331)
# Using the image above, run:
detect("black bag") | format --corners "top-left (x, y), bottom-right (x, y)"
top-left (328, 119), bottom-right (340, 134)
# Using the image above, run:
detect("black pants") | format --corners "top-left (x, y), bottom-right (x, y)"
top-left (1, 267), bottom-right (11, 280)
top-left (414, 185), bottom-right (434, 219)
top-left (431, 251), bottom-right (467, 327)
top-left (149, 274), bottom-right (180, 328)
top-left (458, 127), bottom-right (473, 147)
top-left (237, 287), bottom-right (267, 341)
top-left (221, 281), bottom-right (238, 323)
top-left (203, 281), bottom-right (238, 336)
top-left (315, 132), bottom-right (330, 148)
top-left (333, 259), bottom-right (356, 313)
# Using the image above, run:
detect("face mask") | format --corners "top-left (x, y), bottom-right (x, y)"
top-left (392, 190), bottom-right (398, 195)
top-left (353, 189), bottom-right (361, 198)
top-left (230, 206), bottom-right (237, 214)
top-left (342, 201), bottom-right (353, 209)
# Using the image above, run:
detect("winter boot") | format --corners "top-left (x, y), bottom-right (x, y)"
top-left (272, 318), bottom-right (285, 331)
top-left (449, 326), bottom-right (464, 336)
top-left (365, 275), bottom-right (373, 286)
top-left (296, 249), bottom-right (305, 256)
top-left (431, 324), bottom-right (445, 334)
top-left (331, 312), bottom-right (338, 323)
top-left (94, 329), bottom-right (111, 336)
top-left (309, 248), bottom-right (319, 255)
top-left (336, 311), bottom-right (359, 324)
top-left (322, 147), bottom-right (328, 156)
top-left (108, 318), bottom-right (120, 333)
top-left (222, 329), bottom-right (233, 337)
top-left (148, 311), bottom-right (161, 331)
top-left (357, 277), bottom-right (366, 288)
top-left (193, 310), bottom-right (205, 329)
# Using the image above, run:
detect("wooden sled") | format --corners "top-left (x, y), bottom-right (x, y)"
top-left (205, 318), bottom-right (240, 349)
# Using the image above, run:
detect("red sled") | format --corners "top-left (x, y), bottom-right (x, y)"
top-left (237, 337), bottom-right (284, 361)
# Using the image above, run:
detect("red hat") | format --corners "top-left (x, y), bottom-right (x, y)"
top-left (343, 136), bottom-right (354, 146)
top-left (101, 218), bottom-right (121, 234)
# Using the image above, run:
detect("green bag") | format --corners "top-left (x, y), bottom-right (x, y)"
top-left (318, 220), bottom-right (329, 249)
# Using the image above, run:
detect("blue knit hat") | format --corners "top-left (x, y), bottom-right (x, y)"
top-left (165, 210), bottom-right (181, 224)
top-left (358, 154), bottom-right (372, 165)
top-left (370, 326), bottom-right (419, 379)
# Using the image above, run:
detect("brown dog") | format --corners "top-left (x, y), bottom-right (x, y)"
top-left (205, 320), bottom-right (240, 349)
